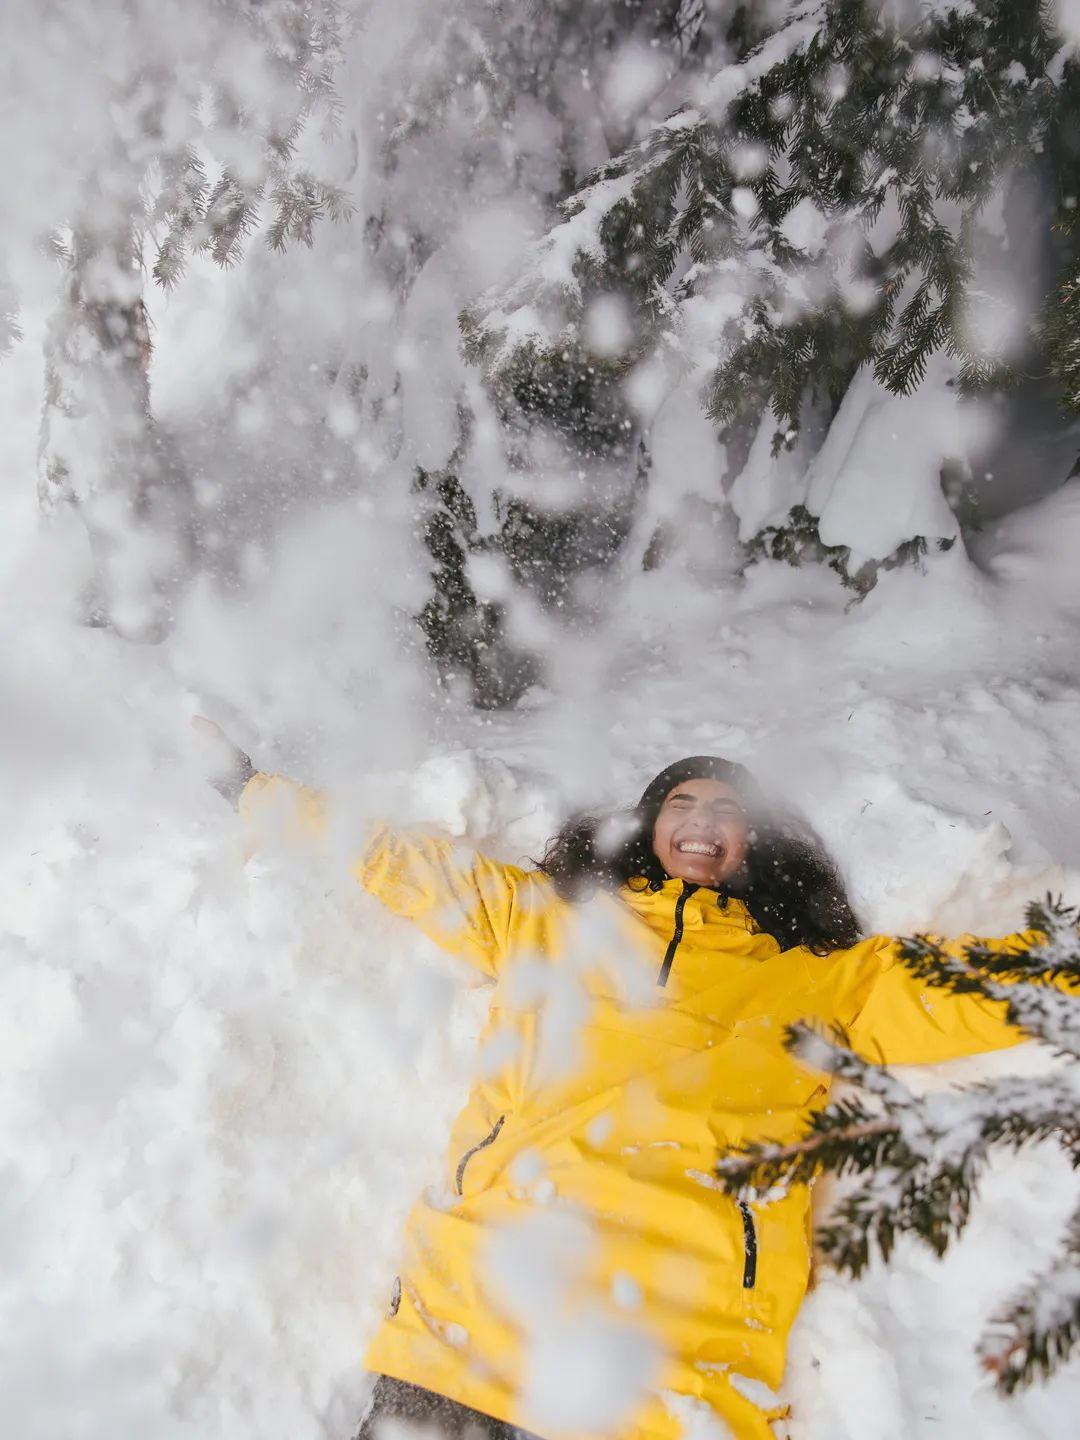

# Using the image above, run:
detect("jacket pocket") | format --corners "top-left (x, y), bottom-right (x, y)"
top-left (455, 1114), bottom-right (506, 1196)
top-left (737, 1200), bottom-right (758, 1289)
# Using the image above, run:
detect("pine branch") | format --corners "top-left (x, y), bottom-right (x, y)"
top-left (717, 1109), bottom-right (899, 1192)
top-left (196, 171), bottom-right (263, 268)
top-left (981, 1201), bottom-right (1080, 1393)
top-left (468, 0), bottom-right (1070, 451)
top-left (0, 269), bottom-right (21, 356)
top-left (712, 894), bottom-right (1080, 1390)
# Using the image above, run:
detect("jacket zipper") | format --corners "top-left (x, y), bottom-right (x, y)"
top-left (738, 1200), bottom-right (758, 1289)
top-left (657, 881), bottom-right (698, 986)
top-left (455, 1114), bottom-right (506, 1196)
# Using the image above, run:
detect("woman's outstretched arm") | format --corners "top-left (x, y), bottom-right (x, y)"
top-left (196, 721), bottom-right (522, 980)
top-left (834, 930), bottom-right (1043, 1065)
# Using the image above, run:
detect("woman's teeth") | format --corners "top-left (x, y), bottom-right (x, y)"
top-left (676, 840), bottom-right (720, 856)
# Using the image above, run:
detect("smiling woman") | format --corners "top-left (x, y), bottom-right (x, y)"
top-left (535, 755), bottom-right (861, 955)
top-left (223, 737), bottom-right (1036, 1440)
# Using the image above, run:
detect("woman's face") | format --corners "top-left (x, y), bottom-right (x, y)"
top-left (651, 778), bottom-right (750, 888)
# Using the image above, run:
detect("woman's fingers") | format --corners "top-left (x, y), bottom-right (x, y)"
top-left (190, 715), bottom-right (255, 805)
top-left (191, 715), bottom-right (226, 741)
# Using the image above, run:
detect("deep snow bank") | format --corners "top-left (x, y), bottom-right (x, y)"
top-left (3, 481), bottom-right (1080, 1440)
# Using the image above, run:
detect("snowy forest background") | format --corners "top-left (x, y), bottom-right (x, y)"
top-left (5, 1), bottom-right (1080, 1436)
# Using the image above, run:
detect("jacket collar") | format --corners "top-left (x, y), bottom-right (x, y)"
top-left (620, 875), bottom-right (759, 932)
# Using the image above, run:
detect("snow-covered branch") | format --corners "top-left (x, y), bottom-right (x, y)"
top-left (717, 909), bottom-right (1080, 1392)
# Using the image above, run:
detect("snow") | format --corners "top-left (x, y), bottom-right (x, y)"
top-left (9, 347), bottom-right (1080, 1438)
top-left (697, 7), bottom-right (826, 117)
top-left (728, 400), bottom-right (830, 540)
top-left (779, 198), bottom-right (830, 257)
top-left (1052, 0), bottom-right (1080, 48)
top-left (486, 1212), bottom-right (661, 1434)
top-left (726, 357), bottom-right (998, 570)
top-left (583, 293), bottom-right (634, 359)
top-left (788, 1142), bottom-right (1079, 1440)
top-left (397, 250), bottom-right (469, 473)
top-left (804, 356), bottom-right (985, 568)
top-left (603, 42), bottom-right (675, 125)
top-left (4, 5), bottom-right (1080, 1440)
top-left (646, 379), bottom-right (728, 505)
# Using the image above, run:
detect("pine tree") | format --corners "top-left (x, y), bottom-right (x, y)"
top-left (716, 897), bottom-right (1080, 1393)
top-left (0, 263), bottom-right (20, 358)
top-left (35, 0), bottom-right (355, 637)
top-left (354, 0), bottom-right (731, 701)
top-left (463, 1), bottom-right (1080, 606)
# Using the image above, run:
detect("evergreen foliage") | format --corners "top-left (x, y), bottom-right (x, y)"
top-left (413, 357), bottom-right (640, 705)
top-left (471, 1), bottom-right (1080, 418)
top-left (151, 1), bottom-right (353, 287)
top-left (23, 1), bottom-right (1080, 673)
top-left (1040, 208), bottom-right (1080, 415)
top-left (146, 3), bottom-right (352, 288)
top-left (0, 267), bottom-right (21, 357)
top-left (414, 465), bottom-right (539, 710)
top-left (464, 0), bottom-right (1080, 592)
top-left (744, 503), bottom-right (957, 598)
top-left (374, 1), bottom-right (712, 700)
top-left (716, 897), bottom-right (1080, 1393)
top-left (36, 0), bottom-right (356, 636)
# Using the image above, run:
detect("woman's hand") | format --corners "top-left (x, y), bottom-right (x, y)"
top-left (191, 715), bottom-right (256, 806)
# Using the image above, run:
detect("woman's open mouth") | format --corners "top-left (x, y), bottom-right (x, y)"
top-left (675, 839), bottom-right (723, 858)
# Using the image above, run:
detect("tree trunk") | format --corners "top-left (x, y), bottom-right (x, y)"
top-left (38, 211), bottom-right (189, 639)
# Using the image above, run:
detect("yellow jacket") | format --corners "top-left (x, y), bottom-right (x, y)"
top-left (242, 774), bottom-right (1027, 1440)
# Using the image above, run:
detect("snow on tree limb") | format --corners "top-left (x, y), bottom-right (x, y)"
top-left (34, 0), bottom-right (358, 637)
top-left (466, 1), bottom-right (1079, 428)
top-left (716, 900), bottom-right (1080, 1392)
top-left (981, 1202), bottom-right (1080, 1393)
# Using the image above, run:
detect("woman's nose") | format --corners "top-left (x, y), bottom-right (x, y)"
top-left (697, 805), bottom-right (733, 823)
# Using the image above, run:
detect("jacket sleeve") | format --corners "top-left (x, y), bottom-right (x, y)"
top-left (239, 772), bottom-right (520, 979)
top-left (837, 932), bottom-right (1038, 1065)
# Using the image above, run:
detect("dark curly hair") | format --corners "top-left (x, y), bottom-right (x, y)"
top-left (534, 755), bottom-right (861, 955)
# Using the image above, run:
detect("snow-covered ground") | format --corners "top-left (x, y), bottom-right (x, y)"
top-left (4, 304), bottom-right (1080, 1438)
